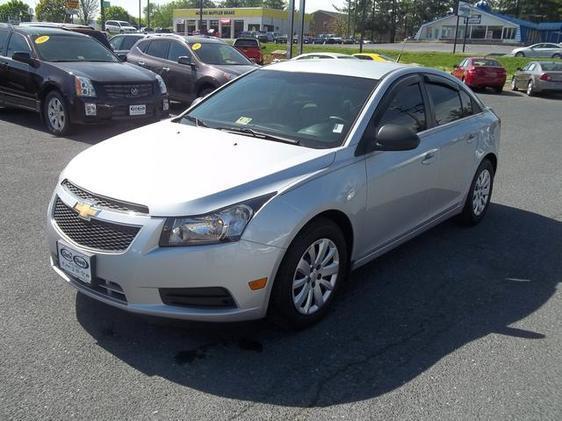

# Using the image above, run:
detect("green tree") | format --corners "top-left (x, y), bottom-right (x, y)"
top-left (104, 5), bottom-right (131, 22)
top-left (0, 0), bottom-right (32, 23)
top-left (35, 0), bottom-right (67, 23)
top-left (78, 0), bottom-right (98, 25)
top-left (263, 0), bottom-right (286, 9)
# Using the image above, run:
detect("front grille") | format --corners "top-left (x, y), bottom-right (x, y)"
top-left (103, 83), bottom-right (153, 99)
top-left (62, 180), bottom-right (149, 214)
top-left (159, 287), bottom-right (236, 308)
top-left (53, 197), bottom-right (140, 251)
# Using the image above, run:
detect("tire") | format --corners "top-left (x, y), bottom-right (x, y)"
top-left (515, 52), bottom-right (525, 57)
top-left (43, 91), bottom-right (72, 136)
top-left (526, 80), bottom-right (536, 96)
top-left (198, 87), bottom-right (215, 98)
top-left (458, 159), bottom-right (495, 226)
top-left (552, 53), bottom-right (561, 59)
top-left (269, 217), bottom-right (349, 329)
top-left (511, 77), bottom-right (518, 91)
top-left (494, 85), bottom-right (503, 94)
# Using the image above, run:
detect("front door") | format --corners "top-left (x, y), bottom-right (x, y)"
top-left (2, 33), bottom-right (38, 111)
top-left (358, 75), bottom-right (439, 256)
top-left (165, 40), bottom-right (195, 102)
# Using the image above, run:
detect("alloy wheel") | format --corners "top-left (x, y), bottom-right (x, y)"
top-left (292, 238), bottom-right (339, 315)
top-left (472, 169), bottom-right (491, 216)
top-left (47, 97), bottom-right (66, 131)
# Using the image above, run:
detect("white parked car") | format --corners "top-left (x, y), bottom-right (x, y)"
top-left (105, 20), bottom-right (137, 34)
top-left (292, 52), bottom-right (358, 60)
top-left (511, 43), bottom-right (562, 58)
top-left (47, 60), bottom-right (500, 328)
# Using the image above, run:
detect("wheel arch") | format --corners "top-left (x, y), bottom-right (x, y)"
top-left (482, 152), bottom-right (498, 174)
top-left (195, 78), bottom-right (219, 97)
top-left (38, 83), bottom-right (64, 121)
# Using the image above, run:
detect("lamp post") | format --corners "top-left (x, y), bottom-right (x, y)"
top-left (139, 0), bottom-right (141, 29)
top-left (287, 0), bottom-right (295, 59)
top-left (100, 0), bottom-right (105, 31)
top-left (298, 0), bottom-right (306, 56)
top-left (199, 0), bottom-right (203, 34)
top-left (147, 0), bottom-right (150, 29)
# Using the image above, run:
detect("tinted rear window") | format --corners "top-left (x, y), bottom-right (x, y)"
top-left (121, 35), bottom-right (144, 50)
top-left (234, 39), bottom-right (258, 47)
top-left (426, 83), bottom-right (463, 125)
top-left (146, 40), bottom-right (170, 58)
top-left (0, 30), bottom-right (9, 55)
top-left (472, 59), bottom-right (501, 67)
top-left (540, 62), bottom-right (562, 71)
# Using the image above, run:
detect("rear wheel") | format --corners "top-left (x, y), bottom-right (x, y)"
top-left (552, 53), bottom-right (561, 59)
top-left (494, 85), bottom-right (503, 94)
top-left (269, 218), bottom-right (349, 329)
top-left (43, 91), bottom-right (71, 136)
top-left (526, 80), bottom-right (536, 96)
top-left (458, 159), bottom-right (494, 226)
top-left (198, 86), bottom-right (215, 98)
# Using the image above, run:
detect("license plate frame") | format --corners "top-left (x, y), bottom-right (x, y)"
top-left (57, 241), bottom-right (95, 284)
top-left (129, 104), bottom-right (146, 116)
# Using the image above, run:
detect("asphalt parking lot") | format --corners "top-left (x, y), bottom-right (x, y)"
top-left (1, 91), bottom-right (561, 420)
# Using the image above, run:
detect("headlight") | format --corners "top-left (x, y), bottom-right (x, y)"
top-left (74, 76), bottom-right (96, 97)
top-left (155, 74), bottom-right (167, 94)
top-left (160, 194), bottom-right (275, 246)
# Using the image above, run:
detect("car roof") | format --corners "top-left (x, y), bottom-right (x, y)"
top-left (265, 59), bottom-right (408, 80)
top-left (295, 52), bottom-right (354, 59)
top-left (19, 22), bottom-right (95, 30)
top-left (15, 26), bottom-right (88, 37)
top-left (235, 37), bottom-right (259, 42)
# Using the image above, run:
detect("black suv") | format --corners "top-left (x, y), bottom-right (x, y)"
top-left (0, 24), bottom-right (168, 136)
top-left (127, 35), bottom-right (257, 104)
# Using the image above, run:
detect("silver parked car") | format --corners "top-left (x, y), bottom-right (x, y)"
top-left (47, 60), bottom-right (500, 328)
top-left (511, 61), bottom-right (562, 96)
top-left (511, 43), bottom-right (562, 58)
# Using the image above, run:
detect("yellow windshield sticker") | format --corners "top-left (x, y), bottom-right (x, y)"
top-left (35, 35), bottom-right (50, 44)
top-left (236, 116), bottom-right (252, 125)
top-left (192, 43), bottom-right (202, 51)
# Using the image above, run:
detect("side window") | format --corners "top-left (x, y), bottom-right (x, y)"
top-left (459, 59), bottom-right (468, 68)
top-left (0, 30), bottom-right (9, 55)
top-left (109, 36), bottom-right (123, 50)
top-left (146, 40), bottom-right (170, 59)
top-left (136, 40), bottom-right (149, 53)
top-left (376, 82), bottom-right (427, 133)
top-left (168, 41), bottom-right (189, 62)
top-left (459, 90), bottom-right (474, 117)
top-left (121, 36), bottom-right (143, 51)
top-left (7, 33), bottom-right (31, 57)
top-left (426, 82), bottom-right (463, 125)
top-left (528, 64), bottom-right (536, 72)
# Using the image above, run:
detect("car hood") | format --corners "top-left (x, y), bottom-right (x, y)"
top-left (212, 64), bottom-right (258, 76)
top-left (49, 62), bottom-right (156, 83)
top-left (61, 121), bottom-right (335, 216)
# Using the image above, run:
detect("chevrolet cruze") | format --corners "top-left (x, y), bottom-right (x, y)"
top-left (47, 60), bottom-right (500, 328)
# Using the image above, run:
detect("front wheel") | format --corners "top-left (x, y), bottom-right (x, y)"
top-left (43, 91), bottom-right (71, 136)
top-left (494, 85), bottom-right (504, 94)
top-left (515, 52), bottom-right (525, 57)
top-left (458, 159), bottom-right (495, 226)
top-left (552, 53), bottom-right (561, 59)
top-left (526, 80), bottom-right (536, 96)
top-left (511, 78), bottom-right (518, 91)
top-left (269, 218), bottom-right (349, 329)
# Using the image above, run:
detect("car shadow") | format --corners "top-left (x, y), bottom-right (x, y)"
top-left (75, 204), bottom-right (561, 407)
top-left (0, 108), bottom-right (176, 145)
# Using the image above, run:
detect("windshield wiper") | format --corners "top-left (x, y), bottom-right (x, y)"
top-left (182, 115), bottom-right (209, 128)
top-left (216, 126), bottom-right (300, 145)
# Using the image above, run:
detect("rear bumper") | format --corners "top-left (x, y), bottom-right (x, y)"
top-left (534, 79), bottom-right (562, 92)
top-left (68, 95), bottom-right (169, 124)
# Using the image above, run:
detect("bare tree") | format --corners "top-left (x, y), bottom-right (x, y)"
top-left (79, 0), bottom-right (99, 25)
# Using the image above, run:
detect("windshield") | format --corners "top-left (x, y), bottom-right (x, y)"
top-left (540, 62), bottom-right (562, 71)
top-left (179, 70), bottom-right (377, 149)
top-left (189, 42), bottom-right (251, 65)
top-left (118, 21), bottom-right (131, 26)
top-left (33, 34), bottom-right (117, 62)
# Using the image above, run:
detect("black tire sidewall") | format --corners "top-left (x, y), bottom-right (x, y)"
top-left (269, 218), bottom-right (349, 329)
top-left (460, 160), bottom-right (495, 225)
top-left (43, 91), bottom-right (70, 136)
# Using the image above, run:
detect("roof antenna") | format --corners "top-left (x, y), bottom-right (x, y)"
top-left (396, 38), bottom-right (408, 63)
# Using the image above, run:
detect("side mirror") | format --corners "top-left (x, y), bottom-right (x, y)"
top-left (178, 56), bottom-right (194, 66)
top-left (12, 51), bottom-right (38, 67)
top-left (373, 124), bottom-right (420, 151)
top-left (117, 53), bottom-right (127, 62)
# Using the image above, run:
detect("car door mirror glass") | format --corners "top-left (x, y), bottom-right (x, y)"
top-left (117, 53), bottom-right (127, 62)
top-left (12, 51), bottom-right (37, 67)
top-left (178, 55), bottom-right (193, 66)
top-left (373, 124), bottom-right (420, 152)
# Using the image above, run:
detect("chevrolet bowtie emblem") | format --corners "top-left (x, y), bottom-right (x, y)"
top-left (73, 202), bottom-right (99, 220)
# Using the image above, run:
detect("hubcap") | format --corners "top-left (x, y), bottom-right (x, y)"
top-left (472, 169), bottom-right (491, 216)
top-left (292, 238), bottom-right (339, 315)
top-left (47, 97), bottom-right (65, 131)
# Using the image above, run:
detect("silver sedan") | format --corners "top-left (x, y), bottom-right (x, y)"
top-left (511, 43), bottom-right (562, 58)
top-left (511, 61), bottom-right (562, 95)
top-left (47, 60), bottom-right (500, 329)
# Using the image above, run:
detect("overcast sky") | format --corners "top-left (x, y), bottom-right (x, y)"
top-left (4, 0), bottom-right (347, 18)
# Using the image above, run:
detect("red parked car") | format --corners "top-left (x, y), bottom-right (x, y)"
top-left (233, 37), bottom-right (263, 65)
top-left (452, 57), bottom-right (507, 93)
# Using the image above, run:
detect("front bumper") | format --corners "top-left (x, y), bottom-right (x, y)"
top-left (47, 185), bottom-right (285, 321)
top-left (69, 95), bottom-right (169, 125)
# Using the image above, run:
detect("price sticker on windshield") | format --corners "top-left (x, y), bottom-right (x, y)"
top-left (333, 123), bottom-right (344, 134)
top-left (192, 43), bottom-right (202, 51)
top-left (35, 35), bottom-right (50, 44)
top-left (236, 116), bottom-right (252, 125)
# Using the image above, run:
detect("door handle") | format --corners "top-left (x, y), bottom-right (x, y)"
top-left (466, 134), bottom-right (476, 143)
top-left (137, 61), bottom-right (145, 66)
top-left (421, 150), bottom-right (438, 165)
top-left (162, 67), bottom-right (170, 72)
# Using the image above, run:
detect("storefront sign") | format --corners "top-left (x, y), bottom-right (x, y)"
top-left (467, 15), bottom-right (481, 24)
top-left (458, 2), bottom-right (471, 17)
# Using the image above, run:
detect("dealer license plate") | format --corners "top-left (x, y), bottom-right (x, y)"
top-left (129, 104), bottom-right (146, 116)
top-left (57, 241), bottom-right (94, 284)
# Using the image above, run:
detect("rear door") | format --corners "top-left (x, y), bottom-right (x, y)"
top-left (422, 74), bottom-right (482, 213)
top-left (0, 29), bottom-right (10, 105)
top-left (142, 39), bottom-right (171, 74)
top-left (3, 32), bottom-right (38, 111)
